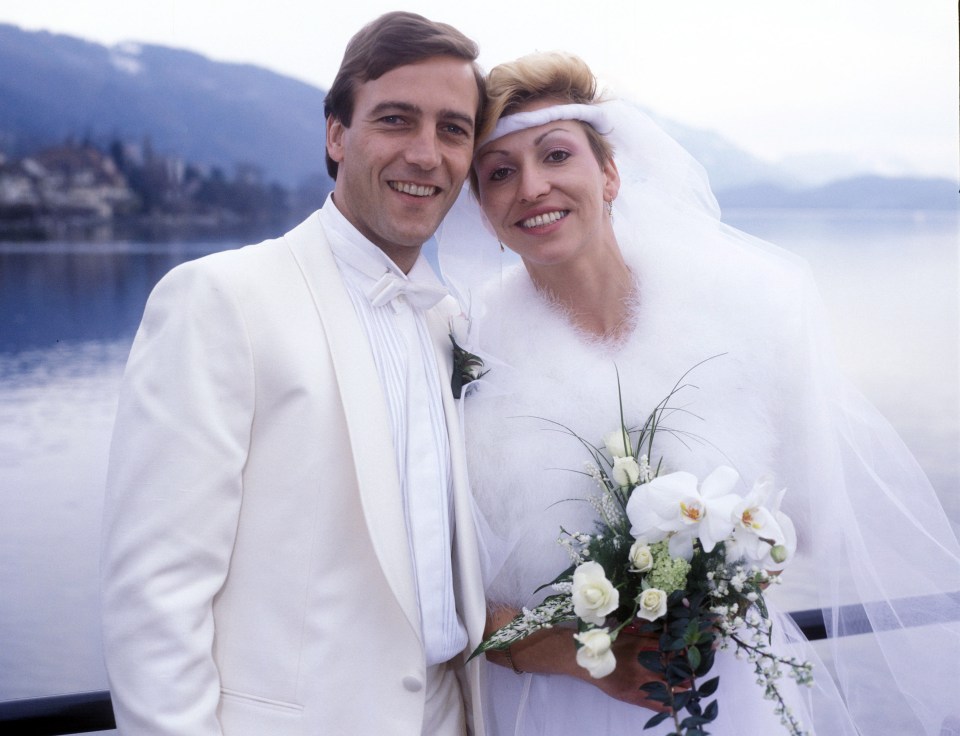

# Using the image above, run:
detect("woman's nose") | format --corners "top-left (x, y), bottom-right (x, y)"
top-left (518, 167), bottom-right (550, 202)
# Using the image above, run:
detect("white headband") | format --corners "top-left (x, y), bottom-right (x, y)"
top-left (477, 103), bottom-right (613, 149)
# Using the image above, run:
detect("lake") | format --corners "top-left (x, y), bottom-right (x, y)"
top-left (0, 209), bottom-right (957, 713)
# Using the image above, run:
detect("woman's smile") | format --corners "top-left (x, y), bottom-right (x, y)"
top-left (518, 209), bottom-right (570, 229)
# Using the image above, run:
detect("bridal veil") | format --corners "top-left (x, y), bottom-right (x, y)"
top-left (438, 99), bottom-right (960, 735)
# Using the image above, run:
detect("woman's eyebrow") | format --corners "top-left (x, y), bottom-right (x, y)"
top-left (477, 127), bottom-right (570, 161)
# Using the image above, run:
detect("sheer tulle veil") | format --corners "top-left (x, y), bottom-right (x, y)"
top-left (437, 98), bottom-right (960, 734)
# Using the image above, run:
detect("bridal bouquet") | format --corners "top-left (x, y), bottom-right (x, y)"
top-left (471, 370), bottom-right (813, 736)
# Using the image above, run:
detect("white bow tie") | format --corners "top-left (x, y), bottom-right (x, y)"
top-left (366, 271), bottom-right (449, 310)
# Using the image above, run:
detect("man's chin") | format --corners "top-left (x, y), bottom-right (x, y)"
top-left (392, 221), bottom-right (444, 248)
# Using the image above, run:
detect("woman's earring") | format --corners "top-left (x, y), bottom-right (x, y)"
top-left (604, 200), bottom-right (614, 218)
top-left (498, 240), bottom-right (505, 253)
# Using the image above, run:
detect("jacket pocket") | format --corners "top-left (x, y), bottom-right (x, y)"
top-left (220, 687), bottom-right (304, 714)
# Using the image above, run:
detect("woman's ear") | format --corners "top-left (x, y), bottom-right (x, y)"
top-left (602, 157), bottom-right (621, 202)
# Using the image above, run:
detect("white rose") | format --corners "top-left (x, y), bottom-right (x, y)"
top-left (612, 456), bottom-right (641, 487)
top-left (572, 561), bottom-right (620, 626)
top-left (636, 587), bottom-right (668, 621)
top-left (628, 541), bottom-right (654, 573)
top-left (574, 628), bottom-right (617, 678)
top-left (603, 428), bottom-right (631, 459)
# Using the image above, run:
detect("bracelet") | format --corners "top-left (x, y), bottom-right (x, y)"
top-left (505, 645), bottom-right (525, 675)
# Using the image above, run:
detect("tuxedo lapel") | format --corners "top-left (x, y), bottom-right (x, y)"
top-left (283, 213), bottom-right (421, 640)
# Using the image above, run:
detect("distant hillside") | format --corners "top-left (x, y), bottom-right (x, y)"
top-left (716, 176), bottom-right (959, 211)
top-left (1, 24), bottom-right (954, 210)
top-left (651, 114), bottom-right (798, 193)
top-left (0, 24), bottom-right (328, 186)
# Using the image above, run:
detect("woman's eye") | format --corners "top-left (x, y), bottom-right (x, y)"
top-left (546, 149), bottom-right (570, 163)
top-left (489, 167), bottom-right (511, 181)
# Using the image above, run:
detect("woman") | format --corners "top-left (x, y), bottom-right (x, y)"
top-left (439, 52), bottom-right (960, 735)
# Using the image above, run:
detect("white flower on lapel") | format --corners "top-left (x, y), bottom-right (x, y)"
top-left (449, 315), bottom-right (487, 399)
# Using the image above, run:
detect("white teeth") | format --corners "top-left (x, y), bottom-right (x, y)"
top-left (390, 182), bottom-right (437, 197)
top-left (520, 210), bottom-right (568, 228)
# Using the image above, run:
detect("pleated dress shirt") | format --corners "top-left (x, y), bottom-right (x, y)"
top-left (318, 196), bottom-right (468, 666)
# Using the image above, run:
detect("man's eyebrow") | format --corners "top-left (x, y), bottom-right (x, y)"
top-left (369, 101), bottom-right (420, 117)
top-left (441, 110), bottom-right (475, 131)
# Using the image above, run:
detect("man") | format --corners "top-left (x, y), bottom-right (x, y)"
top-left (100, 12), bottom-right (487, 735)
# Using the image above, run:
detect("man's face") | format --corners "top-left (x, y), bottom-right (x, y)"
top-left (326, 56), bottom-right (479, 270)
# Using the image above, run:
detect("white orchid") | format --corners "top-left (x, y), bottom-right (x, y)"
top-left (726, 476), bottom-right (797, 568)
top-left (626, 466), bottom-right (742, 556)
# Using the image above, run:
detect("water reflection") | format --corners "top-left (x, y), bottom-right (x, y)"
top-left (1, 241), bottom-right (237, 702)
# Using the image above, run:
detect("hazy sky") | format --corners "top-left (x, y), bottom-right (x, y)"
top-left (3, 0), bottom-right (957, 178)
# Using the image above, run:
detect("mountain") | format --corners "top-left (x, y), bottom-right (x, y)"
top-left (0, 24), bottom-right (328, 186)
top-left (1, 24), bottom-right (954, 211)
top-left (651, 114), bottom-right (798, 193)
top-left (717, 176), bottom-right (959, 210)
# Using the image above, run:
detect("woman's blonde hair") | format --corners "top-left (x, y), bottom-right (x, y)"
top-left (472, 52), bottom-right (614, 195)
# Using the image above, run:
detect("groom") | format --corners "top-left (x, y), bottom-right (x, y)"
top-left (100, 11), bottom-right (487, 735)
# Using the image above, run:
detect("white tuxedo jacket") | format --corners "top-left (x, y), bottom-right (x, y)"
top-left (100, 212), bottom-right (486, 735)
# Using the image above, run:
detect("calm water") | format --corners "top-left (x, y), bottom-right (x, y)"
top-left (0, 210), bottom-right (957, 707)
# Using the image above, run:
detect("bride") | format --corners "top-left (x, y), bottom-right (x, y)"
top-left (439, 52), bottom-right (960, 735)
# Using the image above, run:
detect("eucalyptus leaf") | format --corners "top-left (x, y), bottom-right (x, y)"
top-left (697, 676), bottom-right (720, 697)
top-left (644, 711), bottom-right (672, 729)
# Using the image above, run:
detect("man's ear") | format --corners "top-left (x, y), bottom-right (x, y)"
top-left (326, 116), bottom-right (345, 164)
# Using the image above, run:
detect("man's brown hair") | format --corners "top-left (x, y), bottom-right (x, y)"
top-left (324, 11), bottom-right (485, 179)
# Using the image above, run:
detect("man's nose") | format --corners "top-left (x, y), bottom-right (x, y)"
top-left (405, 127), bottom-right (442, 170)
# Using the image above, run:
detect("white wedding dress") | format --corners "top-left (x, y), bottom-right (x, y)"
top-left (441, 100), bottom-right (960, 736)
top-left (461, 235), bottom-right (853, 735)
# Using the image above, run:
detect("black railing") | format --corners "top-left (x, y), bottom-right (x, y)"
top-left (3, 596), bottom-right (958, 735)
top-left (0, 691), bottom-right (114, 735)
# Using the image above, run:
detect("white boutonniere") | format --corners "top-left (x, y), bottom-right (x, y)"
top-left (448, 314), bottom-right (487, 399)
top-left (449, 332), bottom-right (487, 399)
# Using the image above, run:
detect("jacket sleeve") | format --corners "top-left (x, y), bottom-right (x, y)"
top-left (100, 255), bottom-right (254, 735)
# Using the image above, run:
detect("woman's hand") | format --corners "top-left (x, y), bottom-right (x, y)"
top-left (483, 607), bottom-right (674, 712)
top-left (581, 628), bottom-right (673, 711)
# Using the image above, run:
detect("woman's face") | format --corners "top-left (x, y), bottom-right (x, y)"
top-left (474, 104), bottom-right (619, 268)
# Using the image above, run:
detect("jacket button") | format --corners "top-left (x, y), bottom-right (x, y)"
top-left (402, 675), bottom-right (423, 692)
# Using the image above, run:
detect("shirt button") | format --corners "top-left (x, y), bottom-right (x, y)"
top-left (402, 675), bottom-right (423, 692)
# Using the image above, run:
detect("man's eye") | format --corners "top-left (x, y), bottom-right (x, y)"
top-left (443, 123), bottom-right (468, 136)
top-left (381, 115), bottom-right (404, 124)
